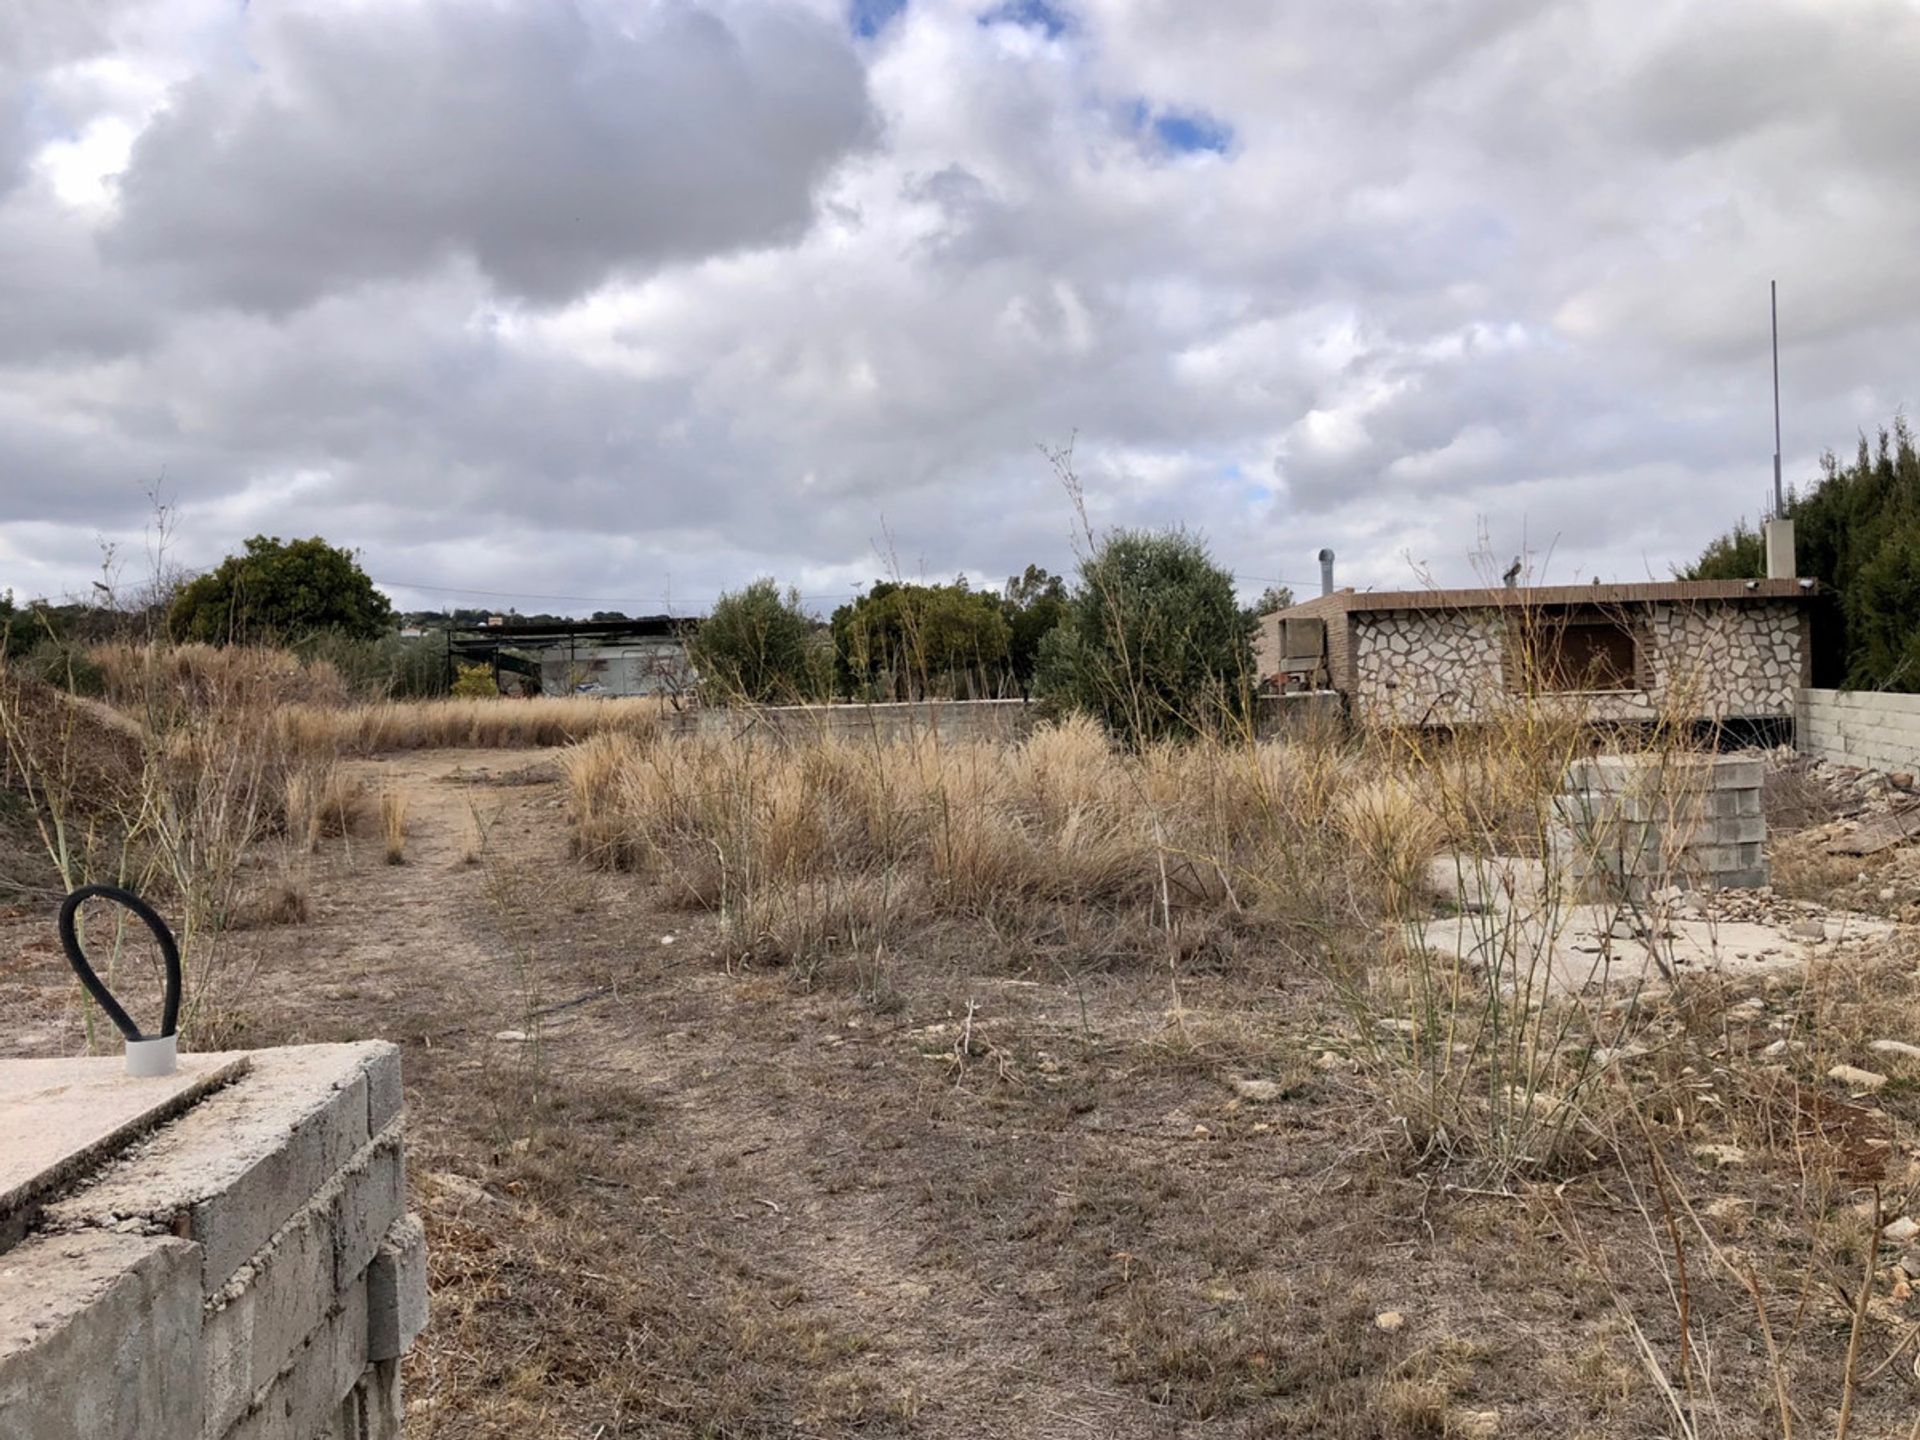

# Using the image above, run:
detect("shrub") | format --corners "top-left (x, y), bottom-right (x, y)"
top-left (1034, 528), bottom-right (1254, 744)
top-left (689, 579), bottom-right (823, 704)
top-left (451, 662), bottom-right (499, 699)
top-left (168, 535), bottom-right (392, 645)
top-left (297, 631), bottom-right (449, 700)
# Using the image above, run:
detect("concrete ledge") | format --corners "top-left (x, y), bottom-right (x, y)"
top-left (0, 1231), bottom-right (204, 1440)
top-left (0, 1053), bottom-right (250, 1254)
top-left (46, 1044), bottom-right (396, 1293)
top-left (4, 1043), bottom-right (421, 1440)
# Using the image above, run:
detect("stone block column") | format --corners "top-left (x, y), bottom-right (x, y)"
top-left (1560, 754), bottom-right (1767, 898)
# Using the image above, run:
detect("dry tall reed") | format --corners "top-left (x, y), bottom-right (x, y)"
top-left (380, 787), bottom-right (410, 865)
top-left (280, 694), bottom-right (667, 756)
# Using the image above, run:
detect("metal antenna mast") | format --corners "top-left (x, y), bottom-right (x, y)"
top-left (1771, 279), bottom-right (1783, 516)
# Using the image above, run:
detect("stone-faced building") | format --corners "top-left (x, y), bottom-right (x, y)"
top-left (1254, 580), bottom-right (1821, 728)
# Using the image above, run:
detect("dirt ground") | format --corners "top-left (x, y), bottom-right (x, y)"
top-left (6, 746), bottom-right (1920, 1438)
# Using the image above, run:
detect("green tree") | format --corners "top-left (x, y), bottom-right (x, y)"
top-left (1844, 516), bottom-right (1920, 689)
top-left (1251, 584), bottom-right (1295, 616)
top-left (168, 536), bottom-right (392, 645)
top-left (688, 579), bottom-right (823, 703)
top-left (451, 662), bottom-right (499, 698)
top-left (831, 580), bottom-right (1011, 700)
top-left (1683, 418), bottom-right (1920, 688)
top-left (1034, 528), bottom-right (1253, 744)
top-left (1678, 519), bottom-right (1766, 581)
top-left (1002, 565), bottom-right (1068, 694)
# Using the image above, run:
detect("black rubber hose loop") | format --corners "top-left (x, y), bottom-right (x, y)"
top-left (57, 885), bottom-right (182, 1043)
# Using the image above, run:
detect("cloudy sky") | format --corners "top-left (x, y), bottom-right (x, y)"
top-left (3, 0), bottom-right (1916, 617)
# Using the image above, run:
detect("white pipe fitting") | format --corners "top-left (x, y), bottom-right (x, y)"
top-left (125, 1033), bottom-right (178, 1078)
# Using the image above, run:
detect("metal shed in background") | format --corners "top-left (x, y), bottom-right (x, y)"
top-left (445, 616), bottom-right (697, 697)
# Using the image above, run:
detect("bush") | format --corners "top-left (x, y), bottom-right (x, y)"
top-left (169, 535), bottom-right (392, 645)
top-left (451, 663), bottom-right (499, 699)
top-left (830, 580), bottom-right (1011, 700)
top-left (689, 579), bottom-right (824, 703)
top-left (1034, 528), bottom-right (1254, 744)
top-left (296, 631), bottom-right (449, 700)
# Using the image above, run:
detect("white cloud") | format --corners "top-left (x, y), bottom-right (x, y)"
top-left (4, 0), bottom-right (1919, 615)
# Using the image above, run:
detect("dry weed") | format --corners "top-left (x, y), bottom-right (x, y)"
top-left (280, 694), bottom-right (667, 756)
top-left (380, 787), bottom-right (410, 865)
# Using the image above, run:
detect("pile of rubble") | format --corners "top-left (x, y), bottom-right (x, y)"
top-left (1671, 882), bottom-right (1887, 941)
top-left (1799, 754), bottom-right (1918, 815)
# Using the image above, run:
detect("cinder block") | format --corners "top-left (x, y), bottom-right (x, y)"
top-left (359, 1044), bottom-right (404, 1136)
top-left (202, 1193), bottom-right (332, 1438)
top-left (331, 1123), bottom-right (407, 1295)
top-left (200, 1119), bottom-right (407, 1437)
top-left (1692, 844), bottom-right (1742, 872)
top-left (222, 1277), bottom-right (369, 1440)
top-left (46, 1045), bottom-right (384, 1294)
top-left (366, 1215), bottom-right (428, 1363)
top-left (1707, 757), bottom-right (1764, 790)
top-left (1710, 865), bottom-right (1771, 890)
top-left (0, 1232), bottom-right (204, 1440)
top-left (1701, 815), bottom-right (1767, 845)
top-left (356, 1360), bottom-right (405, 1440)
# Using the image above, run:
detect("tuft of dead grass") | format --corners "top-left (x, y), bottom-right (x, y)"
top-left (380, 787), bottom-right (409, 865)
top-left (283, 761), bottom-right (365, 849)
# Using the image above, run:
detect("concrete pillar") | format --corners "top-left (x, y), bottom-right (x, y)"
top-left (1561, 754), bottom-right (1768, 898)
top-left (1764, 517), bottom-right (1796, 580)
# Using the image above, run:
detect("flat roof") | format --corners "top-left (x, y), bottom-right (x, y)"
top-left (1272, 578), bottom-right (1822, 619)
top-left (447, 615), bottom-right (693, 641)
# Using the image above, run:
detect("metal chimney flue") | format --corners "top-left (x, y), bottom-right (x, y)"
top-left (1317, 548), bottom-right (1335, 597)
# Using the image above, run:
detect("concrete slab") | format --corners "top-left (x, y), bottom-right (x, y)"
top-left (0, 1053), bottom-right (250, 1254)
top-left (1423, 853), bottom-right (1898, 997)
top-left (43, 1043), bottom-right (398, 1293)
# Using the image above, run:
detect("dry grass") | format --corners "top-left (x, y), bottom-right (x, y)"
top-left (283, 761), bottom-right (366, 849)
top-left (559, 715), bottom-right (1376, 971)
top-left (279, 695), bottom-right (669, 756)
top-left (381, 787), bottom-right (410, 865)
top-left (10, 634), bottom-right (1920, 1434)
top-left (234, 867), bottom-right (312, 928)
top-left (90, 640), bottom-right (352, 715)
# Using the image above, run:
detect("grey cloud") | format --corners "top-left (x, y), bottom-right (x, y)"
top-left (103, 0), bottom-right (876, 309)
top-left (9, 0), bottom-right (1920, 614)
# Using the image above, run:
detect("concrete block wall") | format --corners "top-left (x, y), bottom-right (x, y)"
top-left (1797, 688), bottom-right (1920, 772)
top-left (672, 695), bottom-right (1347, 746)
top-left (0, 1043), bottom-right (427, 1440)
top-left (1560, 754), bottom-right (1768, 897)
top-left (671, 698), bottom-right (1036, 745)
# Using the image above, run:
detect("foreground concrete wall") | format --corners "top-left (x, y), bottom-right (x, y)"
top-left (1797, 688), bottom-right (1920, 772)
top-left (676, 695), bottom-right (1346, 745)
top-left (0, 1044), bottom-right (427, 1440)
top-left (672, 698), bottom-right (1035, 744)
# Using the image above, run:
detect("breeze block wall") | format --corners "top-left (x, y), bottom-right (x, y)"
top-left (1796, 688), bottom-right (1920, 773)
top-left (0, 1043), bottom-right (427, 1440)
top-left (1558, 754), bottom-right (1768, 897)
top-left (672, 698), bottom-right (1037, 745)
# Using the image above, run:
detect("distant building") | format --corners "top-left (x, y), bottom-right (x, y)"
top-left (1256, 579), bottom-right (1827, 729)
top-left (447, 616), bottom-right (696, 697)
